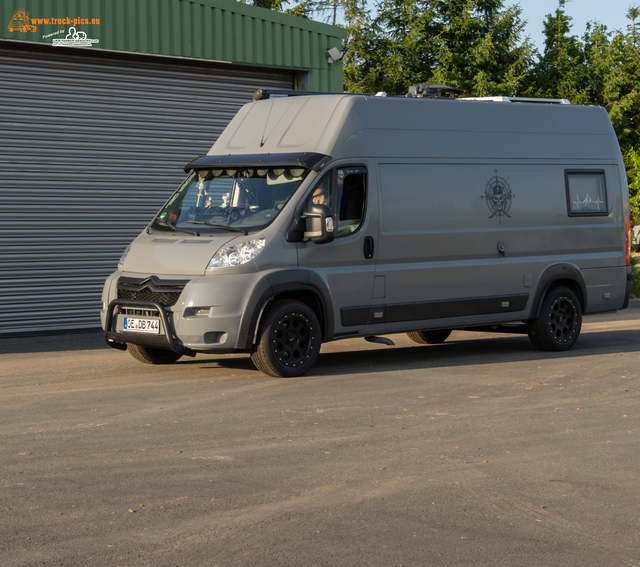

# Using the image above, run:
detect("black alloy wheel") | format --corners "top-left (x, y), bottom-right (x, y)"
top-left (527, 286), bottom-right (582, 351)
top-left (251, 300), bottom-right (321, 377)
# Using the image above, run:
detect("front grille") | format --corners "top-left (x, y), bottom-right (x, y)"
top-left (118, 288), bottom-right (182, 306)
top-left (119, 307), bottom-right (161, 317)
top-left (116, 276), bottom-right (189, 307)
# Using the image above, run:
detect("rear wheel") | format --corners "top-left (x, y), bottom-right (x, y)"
top-left (127, 343), bottom-right (182, 364)
top-left (406, 329), bottom-right (452, 345)
top-left (527, 286), bottom-right (582, 351)
top-left (251, 300), bottom-right (321, 377)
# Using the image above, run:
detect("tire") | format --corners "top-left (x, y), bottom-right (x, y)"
top-left (127, 343), bottom-right (182, 364)
top-left (527, 286), bottom-right (582, 351)
top-left (250, 300), bottom-right (321, 377)
top-left (406, 329), bottom-right (452, 345)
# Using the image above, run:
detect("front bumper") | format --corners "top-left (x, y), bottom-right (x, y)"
top-left (102, 270), bottom-right (273, 354)
top-left (104, 299), bottom-right (196, 357)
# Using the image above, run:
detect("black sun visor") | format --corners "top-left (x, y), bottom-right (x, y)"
top-left (184, 152), bottom-right (332, 174)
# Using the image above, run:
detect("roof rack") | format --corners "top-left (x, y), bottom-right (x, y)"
top-left (251, 88), bottom-right (568, 104)
top-left (461, 96), bottom-right (571, 105)
top-left (253, 84), bottom-right (465, 101)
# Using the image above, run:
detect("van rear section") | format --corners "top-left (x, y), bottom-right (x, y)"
top-left (102, 88), bottom-right (632, 377)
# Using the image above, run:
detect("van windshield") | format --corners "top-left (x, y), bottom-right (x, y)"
top-left (150, 166), bottom-right (310, 234)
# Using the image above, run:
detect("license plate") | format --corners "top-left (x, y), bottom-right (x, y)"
top-left (123, 317), bottom-right (160, 334)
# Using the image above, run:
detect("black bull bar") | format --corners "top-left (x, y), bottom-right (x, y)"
top-left (104, 299), bottom-right (196, 357)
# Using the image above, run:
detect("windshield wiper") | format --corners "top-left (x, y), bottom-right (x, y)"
top-left (186, 221), bottom-right (248, 235)
top-left (153, 216), bottom-right (199, 236)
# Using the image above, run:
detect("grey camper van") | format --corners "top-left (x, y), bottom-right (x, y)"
top-left (102, 87), bottom-right (633, 377)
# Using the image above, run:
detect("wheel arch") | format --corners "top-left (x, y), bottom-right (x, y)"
top-left (530, 264), bottom-right (587, 319)
top-left (235, 270), bottom-right (334, 350)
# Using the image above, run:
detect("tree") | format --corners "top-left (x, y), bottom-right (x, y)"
top-left (338, 0), bottom-right (383, 93)
top-left (599, 7), bottom-right (640, 225)
top-left (344, 0), bottom-right (533, 96)
top-left (580, 21), bottom-right (614, 106)
top-left (625, 147), bottom-right (640, 225)
top-left (432, 0), bottom-right (534, 96)
top-left (520, 0), bottom-right (592, 101)
top-left (603, 6), bottom-right (640, 151)
top-left (361, 0), bottom-right (440, 94)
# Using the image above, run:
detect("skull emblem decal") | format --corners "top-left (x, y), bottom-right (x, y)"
top-left (482, 171), bottom-right (513, 223)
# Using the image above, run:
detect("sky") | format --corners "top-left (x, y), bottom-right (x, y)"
top-left (513, 0), bottom-right (634, 50)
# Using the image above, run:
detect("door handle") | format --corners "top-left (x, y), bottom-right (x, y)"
top-left (364, 236), bottom-right (374, 259)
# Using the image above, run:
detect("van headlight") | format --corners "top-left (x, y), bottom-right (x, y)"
top-left (206, 238), bottom-right (266, 271)
top-left (118, 244), bottom-right (132, 268)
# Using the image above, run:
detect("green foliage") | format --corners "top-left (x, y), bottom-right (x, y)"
top-left (520, 1), bottom-right (591, 101)
top-left (356, 0), bottom-right (440, 94)
top-left (630, 254), bottom-right (640, 299)
top-left (602, 8), bottom-right (640, 151)
top-left (580, 22), bottom-right (614, 106)
top-left (624, 147), bottom-right (640, 226)
top-left (343, 0), bottom-right (533, 96)
top-left (283, 0), bottom-right (315, 18)
top-left (433, 0), bottom-right (534, 96)
top-left (338, 0), bottom-right (380, 93)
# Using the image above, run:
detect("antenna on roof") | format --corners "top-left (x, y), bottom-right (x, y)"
top-left (406, 84), bottom-right (464, 98)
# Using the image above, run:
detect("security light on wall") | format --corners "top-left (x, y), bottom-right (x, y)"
top-left (326, 47), bottom-right (345, 64)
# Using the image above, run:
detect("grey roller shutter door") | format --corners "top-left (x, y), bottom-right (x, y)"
top-left (0, 44), bottom-right (293, 335)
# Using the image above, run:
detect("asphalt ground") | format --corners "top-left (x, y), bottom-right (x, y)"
top-left (1, 305), bottom-right (640, 567)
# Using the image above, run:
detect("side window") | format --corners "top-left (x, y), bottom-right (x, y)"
top-left (337, 168), bottom-right (367, 237)
top-left (302, 167), bottom-right (367, 238)
top-left (305, 173), bottom-right (334, 210)
top-left (565, 170), bottom-right (608, 216)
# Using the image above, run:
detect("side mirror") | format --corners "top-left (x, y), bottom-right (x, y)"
top-left (301, 204), bottom-right (335, 244)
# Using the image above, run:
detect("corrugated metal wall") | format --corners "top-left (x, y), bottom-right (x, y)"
top-left (0, 43), bottom-right (293, 335)
top-left (1, 0), bottom-right (346, 91)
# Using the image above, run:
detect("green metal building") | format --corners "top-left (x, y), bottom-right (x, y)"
top-left (0, 0), bottom-right (346, 334)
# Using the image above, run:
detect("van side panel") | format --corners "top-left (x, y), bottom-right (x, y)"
top-left (582, 266), bottom-right (629, 313)
top-left (373, 162), bottom-right (626, 327)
